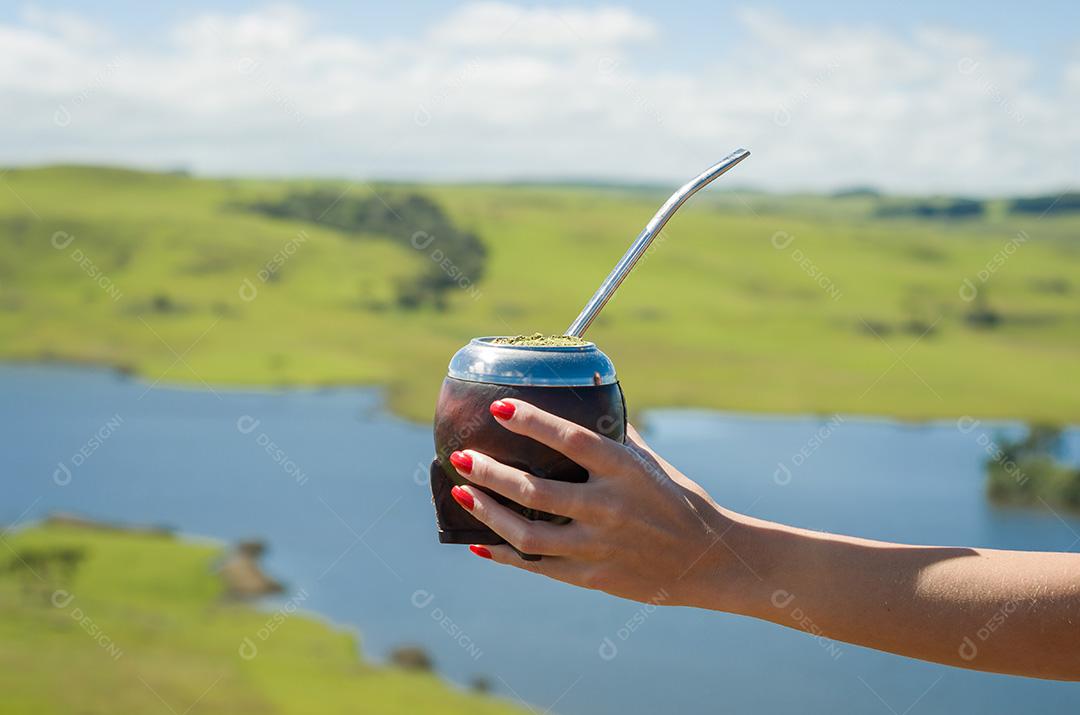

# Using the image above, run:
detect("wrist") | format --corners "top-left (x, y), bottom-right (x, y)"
top-left (686, 506), bottom-right (787, 615)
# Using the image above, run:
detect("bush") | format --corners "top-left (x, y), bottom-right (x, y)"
top-left (986, 424), bottom-right (1080, 511)
top-left (389, 645), bottom-right (433, 671)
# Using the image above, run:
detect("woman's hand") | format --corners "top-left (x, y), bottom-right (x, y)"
top-left (446, 398), bottom-right (742, 608)
top-left (446, 398), bottom-right (1080, 679)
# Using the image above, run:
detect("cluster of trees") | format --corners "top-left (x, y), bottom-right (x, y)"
top-left (870, 192), bottom-right (1080, 219)
top-left (1009, 193), bottom-right (1080, 216)
top-left (245, 189), bottom-right (487, 309)
top-left (830, 186), bottom-right (881, 198)
top-left (987, 425), bottom-right (1080, 511)
top-left (875, 198), bottom-right (985, 219)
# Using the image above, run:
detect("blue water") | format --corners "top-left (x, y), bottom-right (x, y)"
top-left (3, 364), bottom-right (1079, 714)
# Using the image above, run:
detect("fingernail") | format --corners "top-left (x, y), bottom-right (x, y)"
top-left (449, 450), bottom-right (473, 474)
top-left (469, 544), bottom-right (493, 559)
top-left (490, 400), bottom-right (516, 420)
top-left (450, 485), bottom-right (474, 511)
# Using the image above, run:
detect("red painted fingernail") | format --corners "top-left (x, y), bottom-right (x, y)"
top-left (490, 400), bottom-right (516, 420)
top-left (449, 450), bottom-right (473, 474)
top-left (469, 544), bottom-right (492, 559)
top-left (450, 485), bottom-right (474, 511)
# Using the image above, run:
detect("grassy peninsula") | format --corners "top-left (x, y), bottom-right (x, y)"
top-left (0, 522), bottom-right (523, 715)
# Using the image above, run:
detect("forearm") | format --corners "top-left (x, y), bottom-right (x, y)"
top-left (710, 511), bottom-right (1080, 679)
top-left (449, 402), bottom-right (1080, 679)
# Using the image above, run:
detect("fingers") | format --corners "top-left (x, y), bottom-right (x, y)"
top-left (489, 399), bottom-right (631, 476)
top-left (450, 449), bottom-right (588, 520)
top-left (453, 485), bottom-right (584, 557)
top-left (479, 544), bottom-right (590, 584)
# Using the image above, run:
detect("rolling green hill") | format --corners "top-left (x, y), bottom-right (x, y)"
top-left (0, 523), bottom-right (523, 715)
top-left (1, 165), bottom-right (1077, 422)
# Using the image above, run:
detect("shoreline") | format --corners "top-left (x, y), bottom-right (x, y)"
top-left (3, 358), bottom-right (1075, 430)
top-left (15, 516), bottom-right (516, 697)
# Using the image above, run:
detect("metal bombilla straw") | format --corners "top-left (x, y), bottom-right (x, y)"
top-left (565, 148), bottom-right (751, 338)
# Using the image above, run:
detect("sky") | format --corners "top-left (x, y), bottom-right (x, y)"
top-left (2, 1), bottom-right (1078, 194)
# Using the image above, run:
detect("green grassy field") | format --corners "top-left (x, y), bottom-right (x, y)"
top-left (1, 165), bottom-right (1077, 422)
top-left (0, 524), bottom-right (523, 715)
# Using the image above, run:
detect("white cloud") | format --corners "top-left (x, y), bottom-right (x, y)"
top-left (429, 2), bottom-right (657, 49)
top-left (20, 4), bottom-right (110, 45)
top-left (172, 4), bottom-right (312, 52)
top-left (0, 2), bottom-right (1076, 194)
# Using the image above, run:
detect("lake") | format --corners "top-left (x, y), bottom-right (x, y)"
top-left (3, 364), bottom-right (1079, 714)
